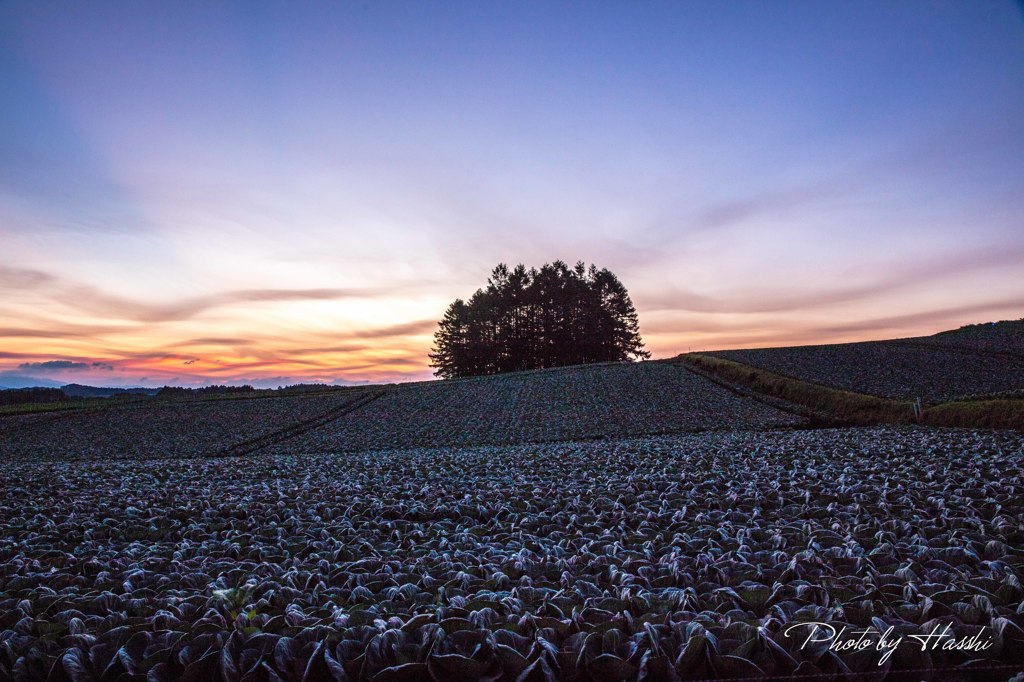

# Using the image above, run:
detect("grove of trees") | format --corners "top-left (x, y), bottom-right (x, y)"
top-left (430, 261), bottom-right (650, 378)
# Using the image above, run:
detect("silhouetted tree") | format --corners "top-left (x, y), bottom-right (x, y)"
top-left (430, 261), bottom-right (650, 378)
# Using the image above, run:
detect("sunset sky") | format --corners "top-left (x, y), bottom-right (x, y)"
top-left (2, 1), bottom-right (1023, 388)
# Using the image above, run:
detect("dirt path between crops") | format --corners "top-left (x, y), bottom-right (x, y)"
top-left (214, 390), bottom-right (385, 457)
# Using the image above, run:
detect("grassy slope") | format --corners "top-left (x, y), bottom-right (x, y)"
top-left (677, 354), bottom-right (912, 425)
top-left (676, 353), bottom-right (1023, 430)
top-left (921, 399), bottom-right (1024, 429)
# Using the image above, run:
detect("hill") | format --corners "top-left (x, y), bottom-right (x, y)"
top-left (3, 319), bottom-right (1022, 461)
top-left (704, 319), bottom-right (1024, 403)
top-left (266, 361), bottom-right (801, 455)
top-left (0, 375), bottom-right (63, 389)
top-left (0, 361), bottom-right (803, 461)
top-left (912, 317), bottom-right (1024, 356)
top-left (60, 384), bottom-right (160, 398)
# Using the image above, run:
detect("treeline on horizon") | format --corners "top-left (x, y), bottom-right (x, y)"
top-left (154, 385), bottom-right (257, 398)
top-left (430, 261), bottom-right (650, 379)
top-left (0, 385), bottom-right (256, 406)
top-left (0, 383), bottom-right (343, 406)
top-left (0, 387), bottom-right (69, 406)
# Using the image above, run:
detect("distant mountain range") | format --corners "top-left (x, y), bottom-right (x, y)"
top-left (0, 375), bottom-right (64, 389)
top-left (0, 378), bottom-right (158, 396)
top-left (60, 384), bottom-right (160, 398)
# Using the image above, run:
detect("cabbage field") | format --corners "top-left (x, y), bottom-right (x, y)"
top-left (0, 363), bottom-right (803, 462)
top-left (1, 360), bottom-right (1023, 680)
top-left (0, 390), bottom-right (374, 462)
top-left (1, 428), bottom-right (1023, 680)
top-left (910, 320), bottom-right (1024, 357)
top-left (711, 341), bottom-right (1024, 403)
top-left (268, 362), bottom-right (803, 454)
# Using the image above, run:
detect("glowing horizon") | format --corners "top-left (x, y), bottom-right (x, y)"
top-left (2, 2), bottom-right (1023, 389)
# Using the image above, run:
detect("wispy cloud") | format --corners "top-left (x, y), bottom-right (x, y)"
top-left (18, 360), bottom-right (114, 372)
top-left (638, 246), bottom-right (1024, 314)
top-left (662, 297), bottom-right (1024, 353)
top-left (57, 285), bottom-right (395, 323)
top-left (0, 324), bottom-right (133, 339)
top-left (810, 297), bottom-right (1024, 337)
top-left (0, 265), bottom-right (57, 288)
top-left (350, 319), bottom-right (436, 339)
top-left (0, 264), bottom-right (397, 322)
top-left (695, 184), bottom-right (844, 232)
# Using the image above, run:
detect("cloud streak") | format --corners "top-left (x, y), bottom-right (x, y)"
top-left (0, 265), bottom-right (57, 288)
top-left (638, 246), bottom-right (1024, 315)
top-left (694, 183), bottom-right (845, 232)
top-left (0, 264), bottom-right (399, 322)
top-left (57, 285), bottom-right (396, 323)
top-left (18, 360), bottom-right (114, 372)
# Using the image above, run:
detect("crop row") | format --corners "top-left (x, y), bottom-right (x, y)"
top-left (712, 341), bottom-right (1024, 403)
top-left (2, 427), bottom-right (1022, 680)
top-left (0, 391), bottom-right (368, 462)
top-left (272, 362), bottom-right (803, 454)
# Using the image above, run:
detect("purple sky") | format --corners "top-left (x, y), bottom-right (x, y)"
top-left (1, 1), bottom-right (1022, 387)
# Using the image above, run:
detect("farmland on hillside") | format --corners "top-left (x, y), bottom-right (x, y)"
top-left (2, 427), bottom-right (1022, 680)
top-left (0, 390), bottom-right (370, 462)
top-left (0, 363), bottom-right (802, 463)
top-left (712, 341), bottom-right (1024, 403)
top-left (269, 362), bottom-right (803, 454)
top-left (909, 319), bottom-right (1024, 357)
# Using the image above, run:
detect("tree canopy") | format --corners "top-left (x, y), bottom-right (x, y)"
top-left (430, 261), bottom-right (650, 378)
